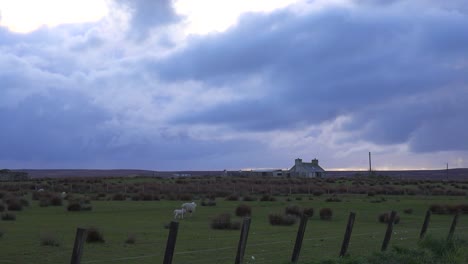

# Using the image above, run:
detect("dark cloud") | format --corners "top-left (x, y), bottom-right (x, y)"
top-left (155, 4), bottom-right (468, 153)
top-left (115, 0), bottom-right (180, 39)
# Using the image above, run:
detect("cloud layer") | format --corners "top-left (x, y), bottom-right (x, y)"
top-left (1, 0), bottom-right (467, 169)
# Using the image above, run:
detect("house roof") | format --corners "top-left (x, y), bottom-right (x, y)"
top-left (290, 162), bottom-right (325, 172)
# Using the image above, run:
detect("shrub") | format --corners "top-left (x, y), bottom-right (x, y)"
top-left (211, 213), bottom-right (240, 230)
top-left (378, 212), bottom-right (400, 224)
top-left (235, 204), bottom-right (252, 217)
top-left (243, 195), bottom-right (256, 201)
top-left (0, 229), bottom-right (3, 238)
top-left (319, 208), bottom-right (333, 220)
top-left (303, 207), bottom-right (314, 217)
top-left (260, 194), bottom-right (276, 201)
top-left (325, 196), bottom-right (342, 202)
top-left (201, 199), bottom-right (217, 206)
top-left (285, 205), bottom-right (302, 217)
top-left (86, 228), bottom-right (105, 243)
top-left (313, 190), bottom-right (324, 197)
top-left (225, 194), bottom-right (239, 201)
top-left (268, 213), bottom-right (297, 226)
top-left (125, 233), bottom-right (136, 244)
top-left (178, 193), bottom-right (193, 201)
top-left (429, 204), bottom-right (446, 214)
top-left (1, 212), bottom-right (16, 221)
top-left (67, 202), bottom-right (82, 211)
top-left (403, 208), bottom-right (414, 214)
top-left (0, 203), bottom-right (5, 212)
top-left (457, 204), bottom-right (468, 214)
top-left (112, 193), bottom-right (126, 201)
top-left (40, 232), bottom-right (60, 247)
top-left (50, 196), bottom-right (63, 206)
top-left (20, 198), bottom-right (30, 207)
top-left (295, 196), bottom-right (303, 201)
top-left (7, 200), bottom-right (22, 211)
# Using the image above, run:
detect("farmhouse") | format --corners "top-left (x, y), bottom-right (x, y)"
top-left (289, 158), bottom-right (326, 178)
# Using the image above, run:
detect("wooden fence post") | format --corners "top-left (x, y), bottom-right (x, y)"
top-left (381, 211), bottom-right (397, 251)
top-left (419, 210), bottom-right (431, 240)
top-left (339, 212), bottom-right (356, 257)
top-left (291, 215), bottom-right (309, 263)
top-left (70, 228), bottom-right (87, 264)
top-left (447, 212), bottom-right (460, 241)
top-left (235, 217), bottom-right (252, 264)
top-left (163, 221), bottom-right (179, 264)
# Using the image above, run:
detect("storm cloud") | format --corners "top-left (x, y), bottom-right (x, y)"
top-left (0, 0), bottom-right (467, 169)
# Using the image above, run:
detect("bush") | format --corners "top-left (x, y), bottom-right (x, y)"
top-left (40, 232), bottom-right (60, 247)
top-left (225, 194), bottom-right (239, 201)
top-left (303, 207), bottom-right (314, 217)
top-left (67, 202), bottom-right (82, 211)
top-left (268, 213), bottom-right (297, 226)
top-left (378, 212), bottom-right (400, 224)
top-left (112, 193), bottom-right (126, 201)
top-left (0, 203), bottom-right (5, 212)
top-left (20, 198), bottom-right (30, 207)
top-left (7, 200), bottom-right (22, 211)
top-left (313, 190), bottom-right (324, 197)
top-left (201, 199), bottom-right (217, 206)
top-left (403, 208), bottom-right (414, 214)
top-left (50, 196), bottom-right (63, 206)
top-left (429, 204), bottom-right (446, 214)
top-left (320, 208), bottom-right (333, 220)
top-left (285, 205), bottom-right (302, 217)
top-left (125, 233), bottom-right (136, 244)
top-left (178, 193), bottom-right (193, 201)
top-left (86, 228), bottom-right (105, 243)
top-left (1, 212), bottom-right (16, 221)
top-left (325, 196), bottom-right (342, 202)
top-left (235, 204), bottom-right (252, 217)
top-left (295, 196), bottom-right (303, 201)
top-left (243, 195), bottom-right (256, 201)
top-left (211, 213), bottom-right (240, 230)
top-left (260, 194), bottom-right (276, 201)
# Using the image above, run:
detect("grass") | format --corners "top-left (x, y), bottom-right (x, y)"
top-left (0, 194), bottom-right (466, 263)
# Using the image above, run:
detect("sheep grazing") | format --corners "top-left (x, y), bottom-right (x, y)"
top-left (174, 208), bottom-right (186, 219)
top-left (61, 192), bottom-right (67, 199)
top-left (182, 202), bottom-right (197, 216)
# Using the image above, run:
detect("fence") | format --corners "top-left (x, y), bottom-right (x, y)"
top-left (67, 210), bottom-right (464, 264)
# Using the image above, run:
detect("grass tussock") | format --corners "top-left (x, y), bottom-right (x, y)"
top-left (1, 212), bottom-right (16, 221)
top-left (235, 204), bottom-right (252, 217)
top-left (210, 213), bottom-right (241, 230)
top-left (40, 232), bottom-right (60, 247)
top-left (86, 227), bottom-right (105, 243)
top-left (268, 213), bottom-right (297, 226)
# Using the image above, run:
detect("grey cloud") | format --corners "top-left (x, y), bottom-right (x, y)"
top-left (114, 0), bottom-right (180, 40)
top-left (155, 5), bottom-right (468, 153)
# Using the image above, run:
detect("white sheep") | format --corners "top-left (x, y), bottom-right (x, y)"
top-left (181, 202), bottom-right (197, 216)
top-left (61, 192), bottom-right (67, 199)
top-left (174, 208), bottom-right (186, 219)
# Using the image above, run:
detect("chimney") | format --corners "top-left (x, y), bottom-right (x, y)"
top-left (311, 159), bottom-right (319, 166)
top-left (295, 158), bottom-right (302, 166)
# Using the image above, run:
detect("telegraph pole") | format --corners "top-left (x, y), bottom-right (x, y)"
top-left (369, 152), bottom-right (372, 176)
top-left (446, 163), bottom-right (449, 181)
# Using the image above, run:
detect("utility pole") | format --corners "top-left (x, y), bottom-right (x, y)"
top-left (369, 152), bottom-right (372, 176)
top-left (446, 163), bottom-right (449, 181)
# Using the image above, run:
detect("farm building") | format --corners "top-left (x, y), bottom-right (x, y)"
top-left (289, 158), bottom-right (326, 178)
top-left (241, 169), bottom-right (284, 177)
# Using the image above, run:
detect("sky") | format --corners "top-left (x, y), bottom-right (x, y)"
top-left (0, 0), bottom-right (467, 171)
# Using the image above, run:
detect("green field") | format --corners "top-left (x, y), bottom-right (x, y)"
top-left (1, 193), bottom-right (467, 264)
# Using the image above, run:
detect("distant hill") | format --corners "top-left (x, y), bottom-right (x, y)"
top-left (16, 168), bottom-right (468, 180)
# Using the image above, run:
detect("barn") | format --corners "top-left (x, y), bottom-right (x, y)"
top-left (289, 158), bottom-right (326, 178)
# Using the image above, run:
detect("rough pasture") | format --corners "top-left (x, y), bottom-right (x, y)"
top-left (0, 176), bottom-right (467, 263)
